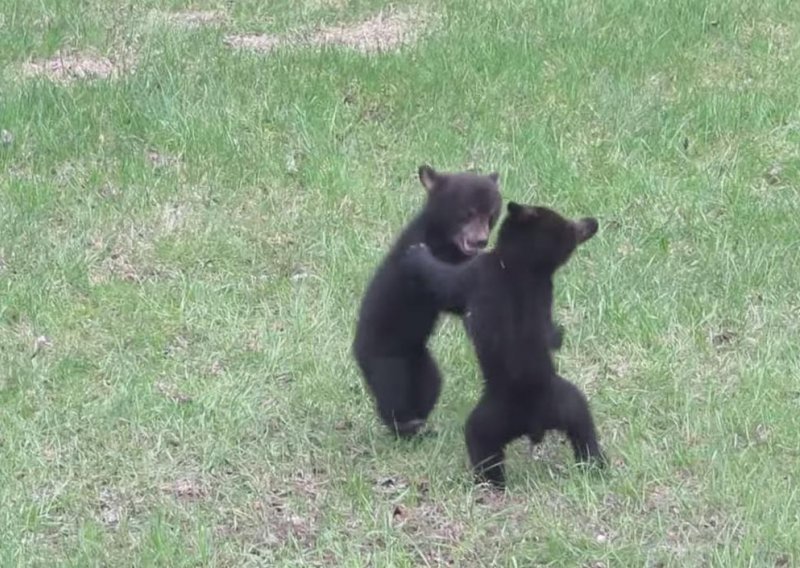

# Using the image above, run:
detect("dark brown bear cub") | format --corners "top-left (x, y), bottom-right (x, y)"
top-left (353, 165), bottom-right (502, 438)
top-left (403, 202), bottom-right (605, 486)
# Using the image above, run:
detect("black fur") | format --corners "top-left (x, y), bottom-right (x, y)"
top-left (403, 202), bottom-right (605, 486)
top-left (353, 166), bottom-right (502, 437)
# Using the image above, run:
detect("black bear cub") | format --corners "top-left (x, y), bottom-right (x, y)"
top-left (404, 202), bottom-right (605, 486)
top-left (353, 165), bottom-right (502, 438)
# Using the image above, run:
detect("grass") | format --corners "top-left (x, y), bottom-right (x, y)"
top-left (1, 0), bottom-right (800, 565)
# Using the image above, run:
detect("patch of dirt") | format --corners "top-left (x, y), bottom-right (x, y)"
top-left (309, 8), bottom-right (427, 53)
top-left (98, 488), bottom-right (122, 528)
top-left (393, 501), bottom-right (465, 565)
top-left (92, 250), bottom-right (141, 283)
top-left (644, 484), bottom-right (681, 515)
top-left (663, 511), bottom-right (745, 557)
top-left (740, 20), bottom-right (793, 61)
top-left (224, 34), bottom-right (283, 53)
top-left (256, 503), bottom-right (319, 549)
top-left (290, 470), bottom-right (328, 501)
top-left (20, 50), bottom-right (136, 84)
top-left (639, 473), bottom-right (744, 560)
top-left (244, 329), bottom-right (262, 352)
top-left (145, 8), bottom-right (225, 29)
top-left (146, 149), bottom-right (182, 170)
top-left (473, 485), bottom-right (509, 507)
top-left (87, 195), bottom-right (198, 285)
top-left (764, 162), bottom-right (783, 185)
top-left (164, 477), bottom-right (208, 501)
top-left (31, 335), bottom-right (53, 358)
top-left (732, 423), bottom-right (770, 449)
top-left (224, 7), bottom-right (432, 54)
top-left (167, 10), bottom-right (227, 28)
top-left (711, 329), bottom-right (738, 348)
top-left (699, 20), bottom-right (793, 91)
top-left (373, 474), bottom-right (410, 495)
top-left (154, 381), bottom-right (193, 404)
top-left (309, 0), bottom-right (348, 7)
top-left (88, 231), bottom-right (156, 285)
top-left (645, 71), bottom-right (678, 104)
top-left (0, 316), bottom-right (34, 355)
top-left (218, 483), bottom-right (323, 555)
top-left (163, 333), bottom-right (190, 357)
top-left (333, 418), bottom-right (353, 431)
top-left (160, 202), bottom-right (190, 234)
top-left (209, 359), bottom-right (225, 376)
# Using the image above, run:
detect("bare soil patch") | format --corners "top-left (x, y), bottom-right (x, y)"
top-left (165, 10), bottom-right (228, 28)
top-left (87, 194), bottom-right (195, 285)
top-left (146, 149), bottom-right (182, 170)
top-left (164, 477), bottom-right (208, 501)
top-left (20, 50), bottom-right (136, 84)
top-left (88, 230), bottom-right (154, 285)
top-left (224, 34), bottom-right (283, 53)
top-left (225, 8), bottom-right (431, 55)
top-left (154, 381), bottom-right (193, 404)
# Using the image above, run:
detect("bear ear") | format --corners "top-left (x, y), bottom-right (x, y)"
top-left (418, 165), bottom-right (440, 192)
top-left (575, 217), bottom-right (599, 244)
top-left (488, 172), bottom-right (500, 185)
top-left (507, 202), bottom-right (537, 220)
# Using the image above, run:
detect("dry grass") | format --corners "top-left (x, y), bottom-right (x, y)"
top-left (166, 10), bottom-right (228, 28)
top-left (20, 50), bottom-right (136, 84)
top-left (14, 7), bottom-right (429, 88)
top-left (224, 7), bottom-right (432, 54)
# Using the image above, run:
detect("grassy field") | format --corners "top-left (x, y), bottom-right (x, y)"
top-left (2, 0), bottom-right (800, 565)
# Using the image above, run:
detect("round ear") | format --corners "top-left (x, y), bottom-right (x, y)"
top-left (507, 202), bottom-right (538, 221)
top-left (418, 165), bottom-right (440, 192)
top-left (507, 201), bottom-right (523, 216)
top-left (575, 217), bottom-right (599, 244)
top-left (488, 172), bottom-right (500, 185)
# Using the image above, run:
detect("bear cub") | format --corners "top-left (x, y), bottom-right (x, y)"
top-left (353, 165), bottom-right (503, 438)
top-left (404, 201), bottom-right (605, 486)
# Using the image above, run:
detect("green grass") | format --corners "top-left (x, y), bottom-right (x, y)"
top-left (2, 0), bottom-right (800, 565)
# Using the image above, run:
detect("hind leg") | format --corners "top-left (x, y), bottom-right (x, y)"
top-left (357, 353), bottom-right (424, 438)
top-left (357, 349), bottom-right (443, 438)
top-left (465, 395), bottom-right (520, 488)
top-left (409, 348), bottom-right (442, 426)
top-left (545, 376), bottom-right (605, 466)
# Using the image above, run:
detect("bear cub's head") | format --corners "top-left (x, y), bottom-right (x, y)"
top-left (498, 202), bottom-right (598, 271)
top-left (419, 165), bottom-right (502, 258)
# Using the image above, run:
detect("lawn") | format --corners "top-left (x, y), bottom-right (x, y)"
top-left (1, 0), bottom-right (799, 565)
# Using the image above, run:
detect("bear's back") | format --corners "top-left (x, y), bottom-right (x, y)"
top-left (467, 261), bottom-right (556, 391)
